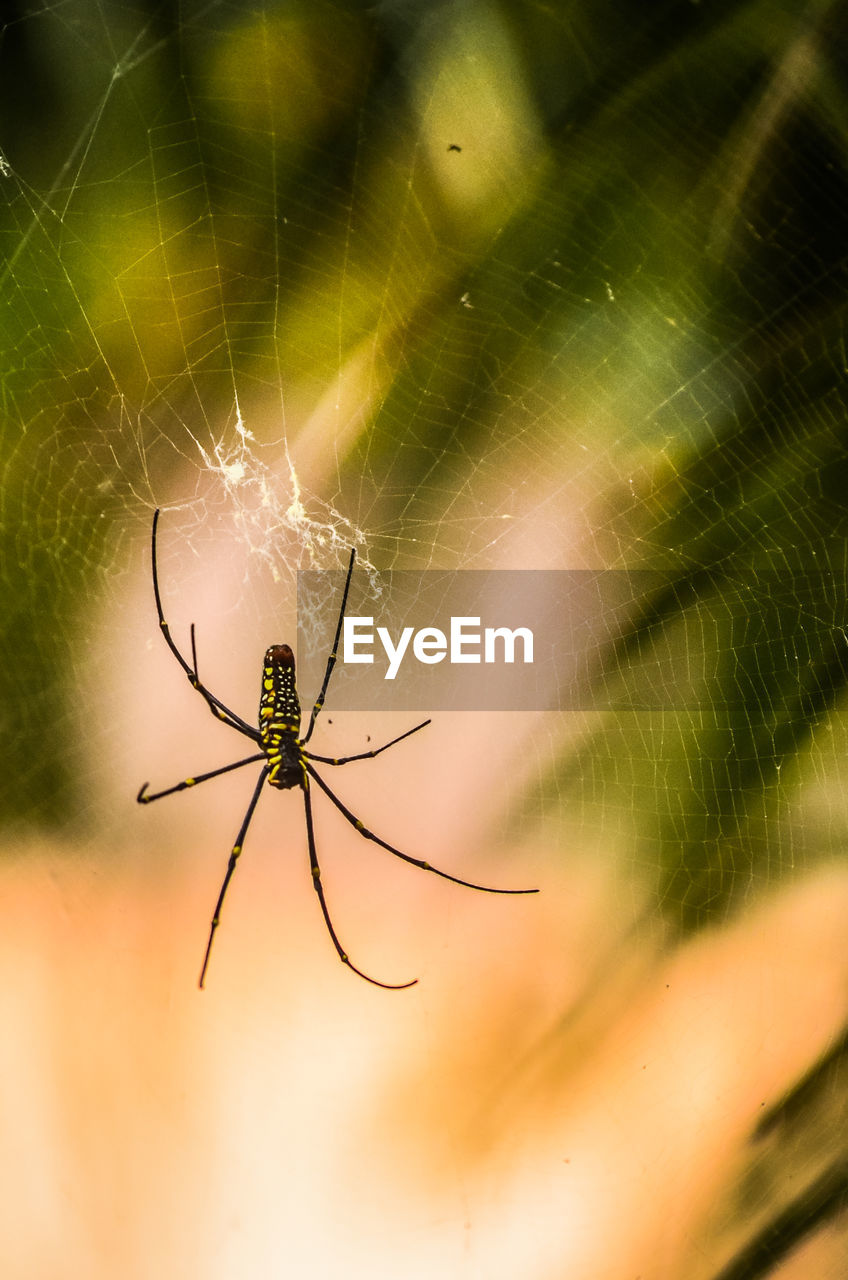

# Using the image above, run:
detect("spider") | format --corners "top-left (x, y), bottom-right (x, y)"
top-left (137, 509), bottom-right (538, 990)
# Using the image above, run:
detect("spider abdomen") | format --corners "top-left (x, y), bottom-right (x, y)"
top-left (260, 645), bottom-right (304, 790)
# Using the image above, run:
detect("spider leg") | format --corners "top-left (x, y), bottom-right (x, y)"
top-left (190, 622), bottom-right (200, 682)
top-left (303, 775), bottom-right (417, 990)
top-left (137, 752), bottom-right (265, 804)
top-left (189, 620), bottom-right (259, 739)
top-left (301, 546), bottom-right (356, 745)
top-left (150, 509), bottom-right (259, 742)
top-left (199, 765), bottom-right (269, 988)
top-left (306, 764), bottom-right (539, 895)
top-left (303, 719), bottom-right (431, 766)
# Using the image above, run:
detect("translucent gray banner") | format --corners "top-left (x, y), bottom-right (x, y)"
top-left (295, 569), bottom-right (846, 712)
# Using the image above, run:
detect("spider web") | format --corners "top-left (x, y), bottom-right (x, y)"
top-left (1, 1), bottom-right (848, 1277)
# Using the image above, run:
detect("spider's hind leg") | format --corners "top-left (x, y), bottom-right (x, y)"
top-left (302, 778), bottom-right (417, 990)
top-left (198, 765), bottom-right (269, 988)
top-left (306, 764), bottom-right (539, 896)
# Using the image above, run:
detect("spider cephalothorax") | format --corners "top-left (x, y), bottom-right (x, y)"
top-left (137, 509), bottom-right (537, 990)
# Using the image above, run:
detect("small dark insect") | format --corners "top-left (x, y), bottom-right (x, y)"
top-left (447, 143), bottom-right (462, 151)
top-left (138, 510), bottom-right (538, 989)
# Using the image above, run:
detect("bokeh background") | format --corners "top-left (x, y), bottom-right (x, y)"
top-left (1, 0), bottom-right (847, 1276)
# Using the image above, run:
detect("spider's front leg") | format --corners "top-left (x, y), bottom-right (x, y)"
top-left (148, 509), bottom-right (260, 742)
top-left (303, 718), bottom-right (431, 767)
top-left (300, 546), bottom-right (356, 745)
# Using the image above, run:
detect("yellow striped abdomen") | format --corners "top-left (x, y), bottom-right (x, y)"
top-left (259, 645), bottom-right (304, 790)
